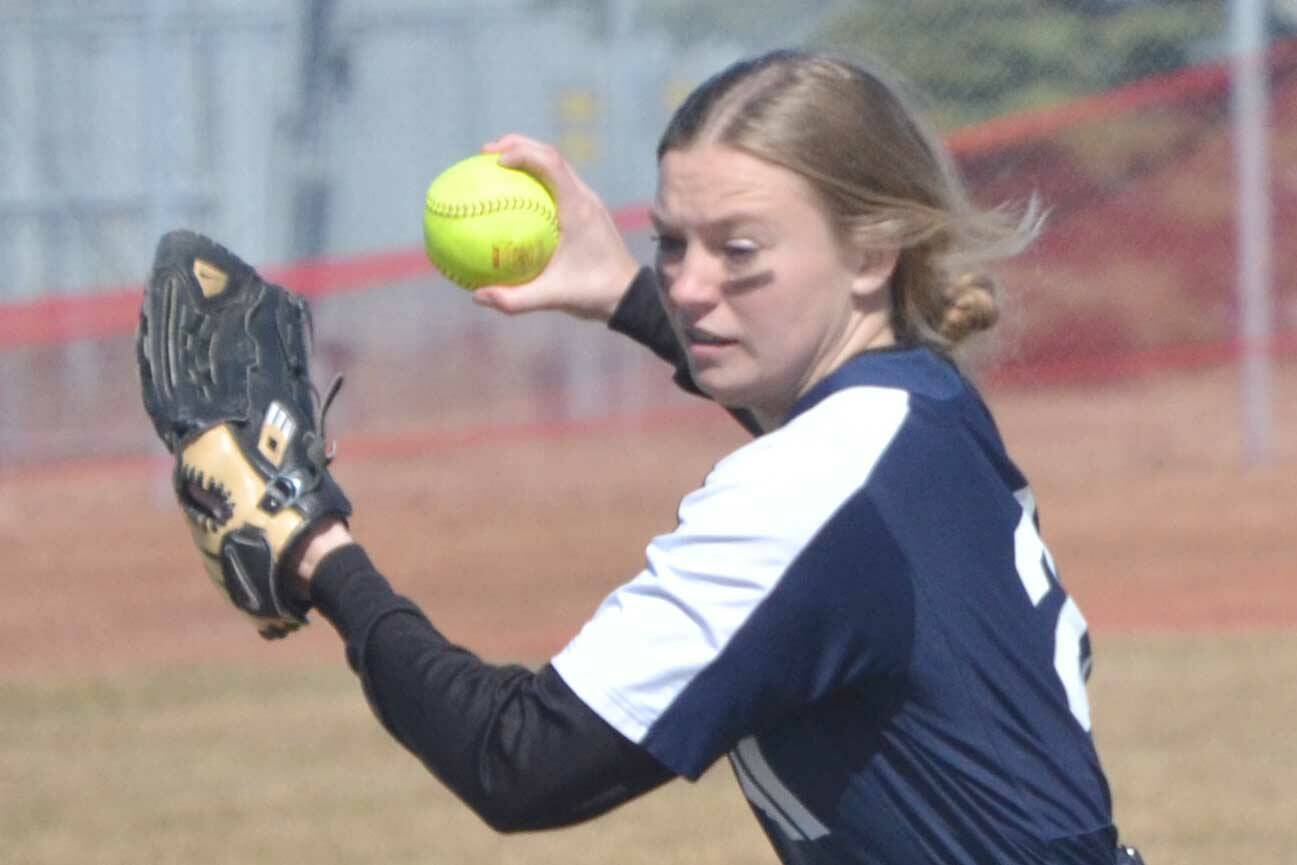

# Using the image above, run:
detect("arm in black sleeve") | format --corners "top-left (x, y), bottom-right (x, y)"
top-left (608, 267), bottom-right (763, 436)
top-left (310, 544), bottom-right (675, 833)
top-left (608, 267), bottom-right (691, 377)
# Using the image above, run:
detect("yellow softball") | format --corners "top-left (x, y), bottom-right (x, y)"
top-left (422, 153), bottom-right (559, 290)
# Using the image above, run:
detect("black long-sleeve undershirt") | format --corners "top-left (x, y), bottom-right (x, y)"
top-left (611, 268), bottom-right (763, 436)
top-left (306, 271), bottom-right (745, 831)
top-left (311, 544), bottom-right (674, 831)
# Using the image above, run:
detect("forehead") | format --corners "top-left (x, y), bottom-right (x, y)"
top-left (653, 145), bottom-right (821, 228)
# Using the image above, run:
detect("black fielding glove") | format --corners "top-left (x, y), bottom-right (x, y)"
top-left (136, 229), bottom-right (352, 639)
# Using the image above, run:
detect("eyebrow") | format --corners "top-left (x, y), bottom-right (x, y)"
top-left (649, 211), bottom-right (770, 234)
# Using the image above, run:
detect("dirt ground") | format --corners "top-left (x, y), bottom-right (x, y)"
top-left (1, 361), bottom-right (1292, 681)
top-left (1, 360), bottom-right (1294, 865)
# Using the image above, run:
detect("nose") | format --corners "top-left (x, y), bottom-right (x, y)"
top-left (662, 248), bottom-right (720, 315)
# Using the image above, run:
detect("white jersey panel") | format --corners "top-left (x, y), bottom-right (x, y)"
top-left (551, 386), bottom-right (911, 745)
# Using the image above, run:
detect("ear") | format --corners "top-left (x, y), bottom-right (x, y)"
top-left (846, 244), bottom-right (899, 301)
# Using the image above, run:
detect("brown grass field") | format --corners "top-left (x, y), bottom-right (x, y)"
top-left (2, 362), bottom-right (1295, 865)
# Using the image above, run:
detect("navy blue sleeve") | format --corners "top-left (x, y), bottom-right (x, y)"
top-left (309, 544), bottom-right (674, 832)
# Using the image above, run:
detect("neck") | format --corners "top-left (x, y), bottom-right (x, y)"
top-left (762, 314), bottom-right (895, 429)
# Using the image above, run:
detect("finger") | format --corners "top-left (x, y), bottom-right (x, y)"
top-left (472, 284), bottom-right (547, 315)
top-left (486, 139), bottom-right (570, 203)
top-left (482, 132), bottom-right (543, 153)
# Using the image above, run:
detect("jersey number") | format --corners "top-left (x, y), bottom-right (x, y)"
top-left (1014, 489), bottom-right (1092, 731)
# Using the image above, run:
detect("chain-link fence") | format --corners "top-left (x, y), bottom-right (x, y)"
top-left (1, 0), bottom-right (1293, 468)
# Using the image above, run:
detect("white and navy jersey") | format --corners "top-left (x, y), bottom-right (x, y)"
top-left (311, 271), bottom-right (1122, 864)
top-left (552, 346), bottom-right (1116, 864)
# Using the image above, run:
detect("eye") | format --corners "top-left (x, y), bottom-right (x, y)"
top-left (723, 238), bottom-right (759, 265)
top-left (652, 233), bottom-right (686, 262)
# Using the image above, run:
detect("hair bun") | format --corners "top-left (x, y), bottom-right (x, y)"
top-left (939, 272), bottom-right (999, 343)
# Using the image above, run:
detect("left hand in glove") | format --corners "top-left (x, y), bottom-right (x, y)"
top-left (136, 229), bottom-right (353, 639)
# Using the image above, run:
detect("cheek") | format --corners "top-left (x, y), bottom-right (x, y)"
top-left (653, 267), bottom-right (673, 309)
top-left (654, 279), bottom-right (689, 338)
top-left (655, 270), bottom-right (675, 303)
top-left (747, 269), bottom-right (849, 350)
top-left (731, 284), bottom-right (802, 358)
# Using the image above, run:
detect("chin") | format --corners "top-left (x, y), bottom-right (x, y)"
top-left (693, 370), bottom-right (759, 413)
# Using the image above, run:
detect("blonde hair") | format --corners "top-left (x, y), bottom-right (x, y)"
top-left (658, 50), bottom-right (1041, 357)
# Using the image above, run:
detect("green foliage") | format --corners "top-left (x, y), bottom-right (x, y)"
top-left (531, 0), bottom-right (1226, 126)
top-left (811, 0), bottom-right (1225, 126)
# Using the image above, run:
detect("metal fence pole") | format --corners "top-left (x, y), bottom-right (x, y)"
top-left (1230, 0), bottom-right (1274, 465)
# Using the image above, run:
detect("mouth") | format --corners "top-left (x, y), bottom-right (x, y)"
top-left (684, 326), bottom-right (735, 349)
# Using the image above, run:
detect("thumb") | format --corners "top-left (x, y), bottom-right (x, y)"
top-left (472, 283), bottom-right (551, 316)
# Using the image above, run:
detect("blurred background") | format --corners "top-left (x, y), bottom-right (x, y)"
top-left (1, 0), bottom-right (1293, 465)
top-left (2, 3), bottom-right (1296, 865)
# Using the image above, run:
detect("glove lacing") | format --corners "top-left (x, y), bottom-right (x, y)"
top-left (306, 373), bottom-right (345, 469)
